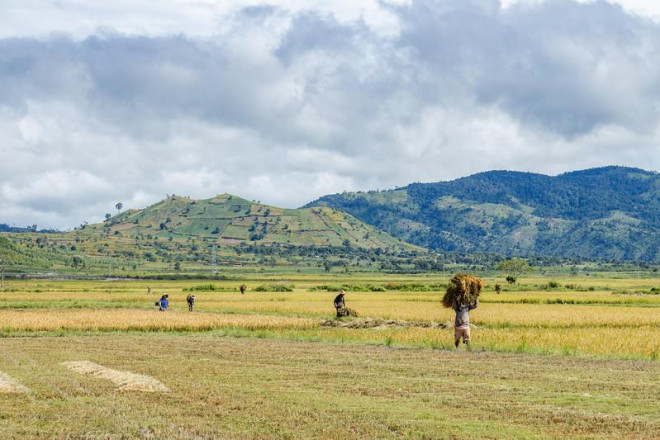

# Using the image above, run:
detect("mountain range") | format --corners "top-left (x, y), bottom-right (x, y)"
top-left (2, 166), bottom-right (658, 271)
top-left (307, 166), bottom-right (659, 262)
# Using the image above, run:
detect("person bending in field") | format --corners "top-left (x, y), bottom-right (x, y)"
top-left (239, 284), bottom-right (247, 295)
top-left (453, 297), bottom-right (478, 348)
top-left (157, 294), bottom-right (169, 311)
top-left (333, 291), bottom-right (347, 317)
top-left (186, 294), bottom-right (195, 312)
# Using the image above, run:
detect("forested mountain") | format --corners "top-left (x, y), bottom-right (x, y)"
top-left (306, 166), bottom-right (660, 261)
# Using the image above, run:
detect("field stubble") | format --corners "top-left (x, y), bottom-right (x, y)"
top-left (0, 335), bottom-right (658, 439)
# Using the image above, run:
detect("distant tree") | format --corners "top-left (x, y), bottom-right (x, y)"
top-left (115, 202), bottom-right (123, 214)
top-left (105, 213), bottom-right (112, 221)
top-left (497, 258), bottom-right (532, 278)
top-left (72, 256), bottom-right (83, 268)
top-left (506, 275), bottom-right (517, 285)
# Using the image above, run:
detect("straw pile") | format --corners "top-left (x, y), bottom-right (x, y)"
top-left (442, 274), bottom-right (483, 308)
top-left (0, 371), bottom-right (29, 393)
top-left (337, 308), bottom-right (359, 318)
top-left (62, 361), bottom-right (169, 392)
top-left (322, 318), bottom-right (447, 329)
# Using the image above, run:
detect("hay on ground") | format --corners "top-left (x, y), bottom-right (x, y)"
top-left (62, 361), bottom-right (169, 392)
top-left (0, 371), bottom-right (29, 393)
top-left (442, 273), bottom-right (483, 308)
top-left (337, 307), bottom-right (359, 318)
top-left (323, 318), bottom-right (447, 329)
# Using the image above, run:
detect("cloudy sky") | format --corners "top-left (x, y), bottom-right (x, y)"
top-left (2, 0), bottom-right (660, 229)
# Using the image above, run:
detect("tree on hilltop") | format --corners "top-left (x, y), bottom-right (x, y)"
top-left (115, 202), bottom-right (124, 214)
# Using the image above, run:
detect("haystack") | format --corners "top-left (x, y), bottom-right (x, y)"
top-left (337, 307), bottom-right (359, 318)
top-left (442, 274), bottom-right (483, 308)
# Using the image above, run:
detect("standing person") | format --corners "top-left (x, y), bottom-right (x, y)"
top-left (186, 294), bottom-right (195, 312)
top-left (333, 291), bottom-right (346, 317)
top-left (157, 294), bottom-right (169, 312)
top-left (239, 284), bottom-right (247, 295)
top-left (453, 297), bottom-right (478, 348)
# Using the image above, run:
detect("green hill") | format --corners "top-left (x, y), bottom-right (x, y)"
top-left (1, 194), bottom-right (425, 275)
top-left (0, 235), bottom-right (70, 271)
top-left (306, 166), bottom-right (660, 262)
top-left (96, 194), bottom-right (408, 249)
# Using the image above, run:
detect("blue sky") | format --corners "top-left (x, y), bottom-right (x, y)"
top-left (1, 0), bottom-right (659, 229)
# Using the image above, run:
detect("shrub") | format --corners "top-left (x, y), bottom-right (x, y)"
top-left (184, 284), bottom-right (219, 292)
top-left (254, 284), bottom-right (294, 292)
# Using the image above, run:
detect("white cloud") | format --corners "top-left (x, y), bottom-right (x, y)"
top-left (1, 0), bottom-right (659, 229)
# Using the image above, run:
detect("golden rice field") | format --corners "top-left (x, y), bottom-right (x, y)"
top-left (1, 274), bottom-right (659, 360)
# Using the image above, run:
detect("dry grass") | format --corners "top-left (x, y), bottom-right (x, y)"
top-left (0, 335), bottom-right (658, 439)
top-left (62, 361), bottom-right (169, 392)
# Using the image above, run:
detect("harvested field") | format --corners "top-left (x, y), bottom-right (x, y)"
top-left (62, 361), bottom-right (169, 392)
top-left (0, 335), bottom-right (658, 439)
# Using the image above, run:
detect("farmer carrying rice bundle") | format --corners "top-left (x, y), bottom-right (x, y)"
top-left (442, 274), bottom-right (482, 348)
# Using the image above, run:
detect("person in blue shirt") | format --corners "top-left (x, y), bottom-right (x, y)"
top-left (158, 294), bottom-right (169, 311)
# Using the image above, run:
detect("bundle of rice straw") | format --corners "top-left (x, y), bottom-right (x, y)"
top-left (337, 308), bottom-right (359, 318)
top-left (442, 274), bottom-right (483, 308)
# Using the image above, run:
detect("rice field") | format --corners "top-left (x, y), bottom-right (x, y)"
top-left (1, 274), bottom-right (659, 438)
top-left (1, 274), bottom-right (659, 360)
